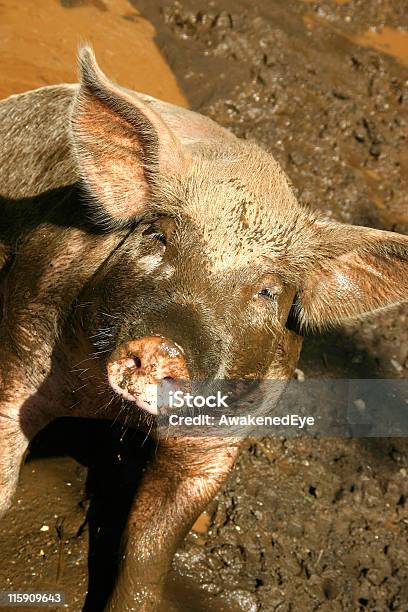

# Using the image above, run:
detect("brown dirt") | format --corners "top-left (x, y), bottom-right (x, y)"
top-left (0, 1), bottom-right (408, 611)
top-left (0, 0), bottom-right (186, 105)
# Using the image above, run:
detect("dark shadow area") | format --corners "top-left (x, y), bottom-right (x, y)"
top-left (0, 186), bottom-right (107, 242)
top-left (299, 328), bottom-right (380, 379)
top-left (27, 418), bottom-right (155, 612)
top-left (299, 328), bottom-right (408, 457)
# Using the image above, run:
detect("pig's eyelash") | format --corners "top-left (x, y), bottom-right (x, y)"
top-left (142, 225), bottom-right (167, 246)
top-left (151, 231), bottom-right (167, 246)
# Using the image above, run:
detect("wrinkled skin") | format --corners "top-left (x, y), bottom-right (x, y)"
top-left (0, 48), bottom-right (407, 610)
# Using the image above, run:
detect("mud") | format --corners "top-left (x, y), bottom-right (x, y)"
top-left (0, 0), bottom-right (186, 104)
top-left (349, 26), bottom-right (408, 67)
top-left (1, 0), bottom-right (408, 611)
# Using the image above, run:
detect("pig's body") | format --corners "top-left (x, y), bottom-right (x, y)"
top-left (0, 81), bottom-right (299, 610)
top-left (1, 49), bottom-right (407, 611)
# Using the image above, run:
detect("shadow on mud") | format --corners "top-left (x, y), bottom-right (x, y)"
top-left (28, 420), bottom-right (154, 611)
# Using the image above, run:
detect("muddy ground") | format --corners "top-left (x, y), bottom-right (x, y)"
top-left (1, 0), bottom-right (408, 610)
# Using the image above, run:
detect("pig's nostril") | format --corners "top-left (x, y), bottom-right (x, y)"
top-left (108, 336), bottom-right (190, 414)
top-left (130, 355), bottom-right (142, 368)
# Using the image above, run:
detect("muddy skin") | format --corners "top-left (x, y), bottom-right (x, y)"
top-left (0, 2), bottom-right (408, 612)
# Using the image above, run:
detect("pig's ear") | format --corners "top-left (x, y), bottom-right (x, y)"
top-left (298, 222), bottom-right (408, 328)
top-left (70, 46), bottom-right (185, 226)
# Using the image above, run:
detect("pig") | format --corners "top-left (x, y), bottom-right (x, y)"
top-left (0, 46), bottom-right (407, 610)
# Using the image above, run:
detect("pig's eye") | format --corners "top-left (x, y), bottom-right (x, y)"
top-left (258, 287), bottom-right (279, 300)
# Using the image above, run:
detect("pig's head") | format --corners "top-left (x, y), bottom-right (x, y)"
top-left (71, 47), bottom-right (408, 415)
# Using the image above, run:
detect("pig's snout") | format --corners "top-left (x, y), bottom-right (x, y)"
top-left (107, 336), bottom-right (189, 414)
